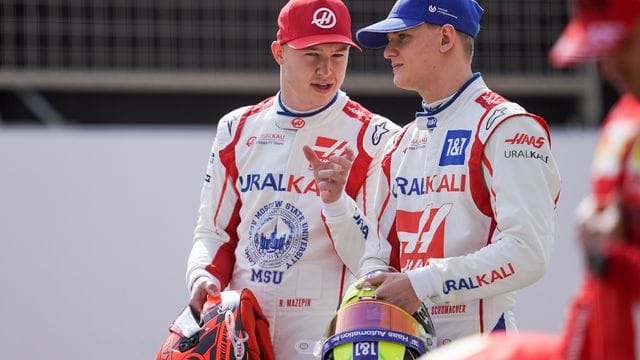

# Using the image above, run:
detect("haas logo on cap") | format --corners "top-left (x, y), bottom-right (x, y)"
top-left (311, 8), bottom-right (337, 29)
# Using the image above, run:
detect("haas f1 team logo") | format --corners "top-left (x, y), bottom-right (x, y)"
top-left (504, 133), bottom-right (545, 148)
top-left (311, 136), bottom-right (350, 160)
top-left (397, 204), bottom-right (452, 271)
top-left (311, 8), bottom-right (336, 29)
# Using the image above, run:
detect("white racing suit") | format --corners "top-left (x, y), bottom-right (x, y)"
top-left (361, 74), bottom-right (561, 345)
top-left (186, 91), bottom-right (399, 359)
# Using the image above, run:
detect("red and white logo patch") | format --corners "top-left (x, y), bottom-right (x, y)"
top-left (397, 204), bottom-right (452, 271)
top-left (311, 136), bottom-right (350, 160)
top-left (475, 91), bottom-right (507, 110)
top-left (504, 133), bottom-right (545, 148)
top-left (291, 118), bottom-right (306, 129)
top-left (311, 8), bottom-right (336, 29)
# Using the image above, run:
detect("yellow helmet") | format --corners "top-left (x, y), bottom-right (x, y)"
top-left (321, 281), bottom-right (435, 360)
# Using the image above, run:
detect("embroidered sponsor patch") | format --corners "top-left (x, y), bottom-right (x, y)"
top-left (504, 149), bottom-right (549, 163)
top-left (246, 133), bottom-right (286, 147)
top-left (426, 116), bottom-right (437, 129)
top-left (291, 118), bottom-right (306, 129)
top-left (312, 136), bottom-right (350, 160)
top-left (244, 201), bottom-right (309, 282)
top-left (504, 133), bottom-right (545, 148)
top-left (372, 122), bottom-right (390, 145)
top-left (393, 174), bottom-right (466, 197)
top-left (442, 263), bottom-right (516, 294)
top-left (439, 130), bottom-right (471, 166)
top-left (397, 204), bottom-right (452, 271)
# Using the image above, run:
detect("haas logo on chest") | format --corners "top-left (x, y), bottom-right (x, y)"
top-left (312, 136), bottom-right (350, 160)
top-left (397, 204), bottom-right (453, 270)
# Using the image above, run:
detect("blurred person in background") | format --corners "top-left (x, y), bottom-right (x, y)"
top-left (416, 0), bottom-right (640, 358)
top-left (344, 0), bottom-right (561, 347)
top-left (184, 0), bottom-right (399, 358)
top-left (550, 0), bottom-right (640, 358)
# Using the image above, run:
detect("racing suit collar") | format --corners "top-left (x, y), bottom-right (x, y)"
top-left (416, 73), bottom-right (484, 131)
top-left (422, 93), bottom-right (455, 114)
top-left (274, 91), bottom-right (348, 130)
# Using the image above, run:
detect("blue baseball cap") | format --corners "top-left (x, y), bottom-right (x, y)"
top-left (356, 0), bottom-right (484, 49)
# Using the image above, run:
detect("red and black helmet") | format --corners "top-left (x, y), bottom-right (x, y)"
top-left (156, 288), bottom-right (274, 360)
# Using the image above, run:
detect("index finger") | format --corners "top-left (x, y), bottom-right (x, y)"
top-left (302, 145), bottom-right (323, 168)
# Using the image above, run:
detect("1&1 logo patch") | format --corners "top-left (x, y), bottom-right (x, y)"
top-left (439, 130), bottom-right (471, 166)
top-left (353, 341), bottom-right (378, 360)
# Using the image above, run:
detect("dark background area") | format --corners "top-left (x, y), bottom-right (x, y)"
top-left (0, 0), bottom-right (617, 127)
top-left (0, 89), bottom-right (596, 127)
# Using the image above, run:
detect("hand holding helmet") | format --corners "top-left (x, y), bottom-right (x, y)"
top-left (321, 274), bottom-right (436, 360)
top-left (358, 271), bottom-right (422, 315)
top-left (156, 288), bottom-right (274, 360)
top-left (188, 277), bottom-right (221, 319)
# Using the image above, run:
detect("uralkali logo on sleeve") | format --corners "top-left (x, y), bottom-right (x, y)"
top-left (442, 263), bottom-right (516, 294)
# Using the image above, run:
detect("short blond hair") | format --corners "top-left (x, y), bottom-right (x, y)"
top-left (459, 32), bottom-right (475, 60)
top-left (425, 23), bottom-right (475, 60)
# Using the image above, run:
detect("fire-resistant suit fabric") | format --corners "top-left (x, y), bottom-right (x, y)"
top-left (361, 74), bottom-right (561, 346)
top-left (186, 90), bottom-right (399, 359)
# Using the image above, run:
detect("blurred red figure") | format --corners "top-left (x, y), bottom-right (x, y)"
top-left (551, 0), bottom-right (640, 358)
top-left (419, 245), bottom-right (640, 360)
top-left (420, 0), bottom-right (640, 358)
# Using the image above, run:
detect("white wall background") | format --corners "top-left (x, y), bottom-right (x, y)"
top-left (0, 127), bottom-right (596, 359)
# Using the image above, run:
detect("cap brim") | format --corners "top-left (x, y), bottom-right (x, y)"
top-left (356, 18), bottom-right (424, 49)
top-left (287, 34), bottom-right (362, 52)
top-left (550, 18), bottom-right (629, 68)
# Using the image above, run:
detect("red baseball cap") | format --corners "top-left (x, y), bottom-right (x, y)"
top-left (550, 0), bottom-right (640, 68)
top-left (276, 0), bottom-right (362, 51)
